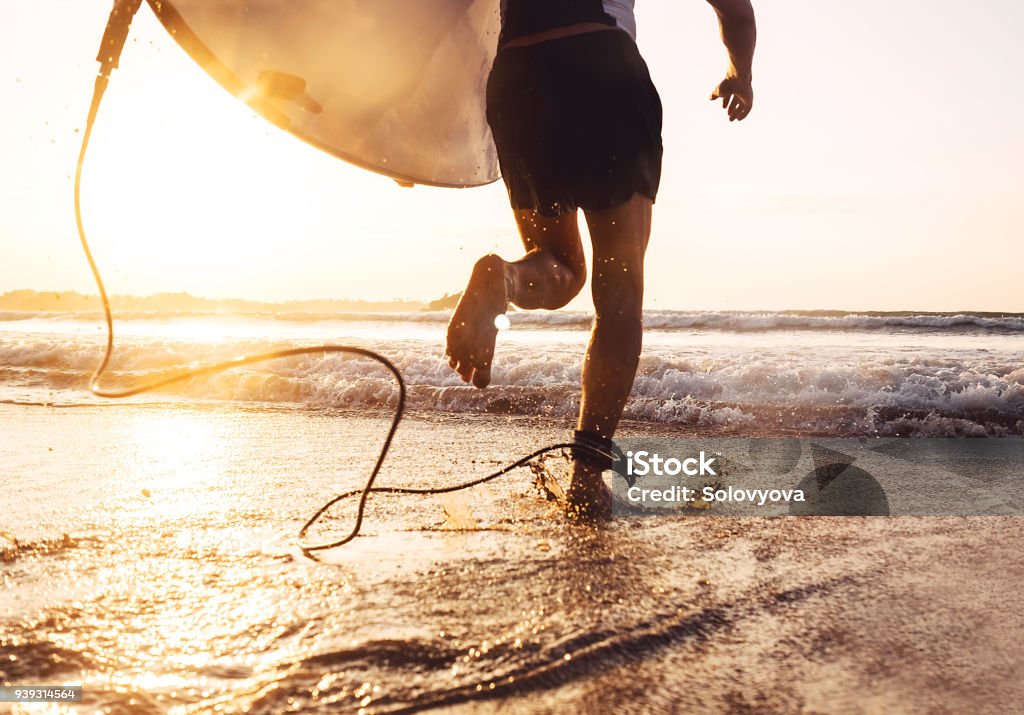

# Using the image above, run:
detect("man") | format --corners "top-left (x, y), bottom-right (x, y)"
top-left (446, 0), bottom-right (757, 520)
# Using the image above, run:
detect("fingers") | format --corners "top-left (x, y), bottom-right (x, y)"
top-left (728, 95), bottom-right (745, 121)
top-left (711, 89), bottom-right (738, 113)
top-left (730, 95), bottom-right (752, 121)
top-left (710, 80), bottom-right (753, 121)
top-left (714, 92), bottom-right (751, 121)
top-left (712, 90), bottom-right (745, 120)
top-left (710, 91), bottom-right (732, 109)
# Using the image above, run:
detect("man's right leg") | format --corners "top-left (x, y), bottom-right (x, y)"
top-left (446, 209), bottom-right (587, 388)
top-left (566, 194), bottom-right (653, 520)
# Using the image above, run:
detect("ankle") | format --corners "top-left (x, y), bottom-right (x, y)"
top-left (474, 254), bottom-right (510, 306)
top-left (571, 429), bottom-right (615, 472)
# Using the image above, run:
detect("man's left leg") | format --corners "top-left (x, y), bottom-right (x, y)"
top-left (446, 209), bottom-right (587, 388)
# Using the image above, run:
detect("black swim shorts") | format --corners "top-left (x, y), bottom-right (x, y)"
top-left (486, 29), bottom-right (663, 217)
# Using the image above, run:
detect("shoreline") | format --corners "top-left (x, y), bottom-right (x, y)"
top-left (4, 399), bottom-right (1024, 440)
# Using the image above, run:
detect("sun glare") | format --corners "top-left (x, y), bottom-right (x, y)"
top-left (76, 9), bottom-right (422, 303)
top-left (126, 412), bottom-right (230, 511)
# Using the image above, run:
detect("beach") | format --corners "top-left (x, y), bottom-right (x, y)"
top-left (2, 310), bottom-right (1024, 712)
top-left (3, 0), bottom-right (1022, 708)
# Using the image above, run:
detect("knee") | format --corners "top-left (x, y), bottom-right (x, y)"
top-left (592, 258), bottom-right (643, 316)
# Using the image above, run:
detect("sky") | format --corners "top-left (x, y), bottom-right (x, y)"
top-left (0, 0), bottom-right (1021, 311)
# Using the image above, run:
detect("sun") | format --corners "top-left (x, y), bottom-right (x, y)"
top-left (74, 7), bottom-right (416, 303)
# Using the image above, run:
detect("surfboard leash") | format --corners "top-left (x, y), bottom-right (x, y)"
top-left (74, 0), bottom-right (615, 558)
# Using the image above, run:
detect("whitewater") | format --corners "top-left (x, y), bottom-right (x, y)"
top-left (1, 309), bottom-right (1022, 437)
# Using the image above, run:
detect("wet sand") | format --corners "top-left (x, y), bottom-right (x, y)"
top-left (2, 403), bottom-right (1023, 713)
top-left (433, 517), bottom-right (1024, 715)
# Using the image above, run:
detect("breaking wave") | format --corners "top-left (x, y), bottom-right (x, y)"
top-left (2, 329), bottom-right (1022, 437)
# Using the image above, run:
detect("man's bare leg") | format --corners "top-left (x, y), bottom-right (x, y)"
top-left (566, 194), bottom-right (653, 521)
top-left (446, 210), bottom-right (586, 388)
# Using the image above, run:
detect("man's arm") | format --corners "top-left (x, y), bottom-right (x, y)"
top-left (706, 0), bottom-right (756, 121)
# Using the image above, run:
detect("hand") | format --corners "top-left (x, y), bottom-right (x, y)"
top-left (710, 75), bottom-right (754, 121)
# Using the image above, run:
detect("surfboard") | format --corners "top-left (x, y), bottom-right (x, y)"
top-left (145, 0), bottom-right (501, 188)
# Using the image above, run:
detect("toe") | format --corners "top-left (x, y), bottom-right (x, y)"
top-left (456, 361), bottom-right (474, 383)
top-left (472, 364), bottom-right (491, 389)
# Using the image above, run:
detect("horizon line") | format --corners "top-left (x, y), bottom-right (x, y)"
top-left (1, 289), bottom-right (1022, 318)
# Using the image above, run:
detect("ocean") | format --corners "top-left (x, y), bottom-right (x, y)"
top-left (2, 309), bottom-right (1024, 713)
top-left (2, 309), bottom-right (1022, 436)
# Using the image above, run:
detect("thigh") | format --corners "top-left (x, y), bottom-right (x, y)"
top-left (513, 208), bottom-right (585, 270)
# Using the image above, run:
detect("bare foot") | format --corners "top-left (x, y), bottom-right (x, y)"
top-left (565, 464), bottom-right (613, 524)
top-left (446, 254), bottom-right (508, 388)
